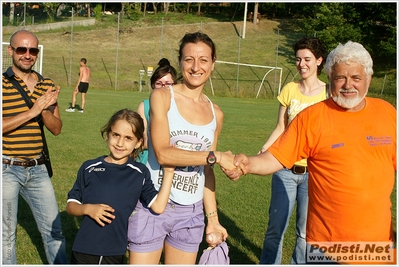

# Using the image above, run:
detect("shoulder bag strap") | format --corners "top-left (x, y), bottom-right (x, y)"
top-left (4, 72), bottom-right (50, 159)
top-left (4, 72), bottom-right (43, 126)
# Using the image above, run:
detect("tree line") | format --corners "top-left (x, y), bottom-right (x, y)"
top-left (3, 2), bottom-right (396, 66)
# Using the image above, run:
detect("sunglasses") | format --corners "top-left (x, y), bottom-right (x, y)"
top-left (11, 46), bottom-right (40, 56)
top-left (154, 81), bottom-right (174, 88)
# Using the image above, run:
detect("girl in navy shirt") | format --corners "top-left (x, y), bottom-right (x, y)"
top-left (66, 109), bottom-right (174, 264)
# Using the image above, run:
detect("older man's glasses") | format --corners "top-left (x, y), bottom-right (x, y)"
top-left (11, 46), bottom-right (40, 56)
top-left (154, 81), bottom-right (174, 88)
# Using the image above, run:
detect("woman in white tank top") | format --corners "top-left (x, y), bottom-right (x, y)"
top-left (128, 32), bottom-right (236, 264)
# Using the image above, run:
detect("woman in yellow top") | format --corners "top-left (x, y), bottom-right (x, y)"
top-left (258, 37), bottom-right (328, 264)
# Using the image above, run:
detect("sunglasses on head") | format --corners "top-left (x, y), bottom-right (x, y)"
top-left (11, 46), bottom-right (40, 56)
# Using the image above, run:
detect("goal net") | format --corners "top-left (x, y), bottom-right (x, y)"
top-left (2, 42), bottom-right (43, 74)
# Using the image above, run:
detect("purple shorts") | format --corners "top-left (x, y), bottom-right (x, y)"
top-left (127, 199), bottom-right (204, 253)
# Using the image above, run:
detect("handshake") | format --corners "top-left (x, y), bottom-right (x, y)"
top-left (217, 150), bottom-right (279, 179)
top-left (217, 151), bottom-right (249, 181)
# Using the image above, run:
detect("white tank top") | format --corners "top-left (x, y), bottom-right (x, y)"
top-left (146, 86), bottom-right (216, 205)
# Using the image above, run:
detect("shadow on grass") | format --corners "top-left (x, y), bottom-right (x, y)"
top-left (18, 197), bottom-right (259, 264)
top-left (17, 196), bottom-right (80, 264)
top-left (61, 210), bottom-right (81, 263)
top-left (65, 103), bottom-right (82, 111)
top-left (17, 197), bottom-right (47, 263)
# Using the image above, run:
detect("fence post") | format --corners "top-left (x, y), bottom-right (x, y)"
top-left (236, 26), bottom-right (242, 96)
top-left (380, 74), bottom-right (387, 96)
top-left (160, 17), bottom-right (164, 59)
top-left (115, 12), bottom-right (120, 91)
top-left (274, 29), bottom-right (280, 98)
top-left (68, 7), bottom-right (74, 87)
top-left (139, 70), bottom-right (145, 92)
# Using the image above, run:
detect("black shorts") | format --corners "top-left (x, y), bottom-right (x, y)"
top-left (71, 251), bottom-right (125, 264)
top-left (78, 82), bottom-right (89, 93)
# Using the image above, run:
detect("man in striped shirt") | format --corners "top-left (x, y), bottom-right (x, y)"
top-left (2, 30), bottom-right (67, 264)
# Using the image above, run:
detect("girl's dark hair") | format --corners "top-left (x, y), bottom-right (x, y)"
top-left (101, 109), bottom-right (144, 159)
top-left (178, 31), bottom-right (216, 63)
top-left (150, 58), bottom-right (178, 89)
top-left (294, 37), bottom-right (327, 76)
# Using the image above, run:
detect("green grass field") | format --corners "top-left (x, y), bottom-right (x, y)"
top-left (13, 88), bottom-right (396, 264)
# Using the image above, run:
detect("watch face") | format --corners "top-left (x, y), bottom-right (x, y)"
top-left (208, 156), bottom-right (216, 164)
top-left (207, 152), bottom-right (216, 165)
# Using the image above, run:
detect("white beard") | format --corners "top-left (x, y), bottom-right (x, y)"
top-left (332, 89), bottom-right (367, 109)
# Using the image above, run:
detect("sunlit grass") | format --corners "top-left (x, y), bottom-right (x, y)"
top-left (14, 89), bottom-right (396, 264)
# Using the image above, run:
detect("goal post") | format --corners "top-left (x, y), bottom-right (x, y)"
top-left (2, 42), bottom-right (44, 74)
top-left (210, 60), bottom-right (282, 98)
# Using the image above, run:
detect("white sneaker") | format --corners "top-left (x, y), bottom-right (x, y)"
top-left (65, 108), bottom-right (75, 112)
top-left (78, 109), bottom-right (84, 113)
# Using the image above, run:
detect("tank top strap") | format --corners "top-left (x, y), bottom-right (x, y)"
top-left (168, 84), bottom-right (175, 97)
top-left (167, 86), bottom-right (215, 119)
top-left (204, 95), bottom-right (216, 118)
top-left (168, 85), bottom-right (176, 107)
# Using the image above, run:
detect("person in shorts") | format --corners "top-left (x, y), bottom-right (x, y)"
top-left (65, 58), bottom-right (90, 113)
top-left (127, 32), bottom-right (236, 264)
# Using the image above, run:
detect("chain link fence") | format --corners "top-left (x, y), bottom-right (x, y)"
top-left (2, 17), bottom-right (396, 102)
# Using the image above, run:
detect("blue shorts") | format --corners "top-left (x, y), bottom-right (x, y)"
top-left (127, 200), bottom-right (204, 253)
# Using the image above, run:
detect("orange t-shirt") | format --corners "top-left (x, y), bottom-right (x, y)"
top-left (269, 97), bottom-right (396, 243)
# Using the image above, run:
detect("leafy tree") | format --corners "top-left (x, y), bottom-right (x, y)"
top-left (350, 3), bottom-right (396, 64)
top-left (93, 4), bottom-right (102, 20)
top-left (123, 3), bottom-right (142, 20)
top-left (301, 3), bottom-right (396, 65)
top-left (302, 3), bottom-right (362, 52)
top-left (42, 2), bottom-right (59, 23)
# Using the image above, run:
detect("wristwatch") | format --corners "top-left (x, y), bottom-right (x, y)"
top-left (206, 151), bottom-right (217, 168)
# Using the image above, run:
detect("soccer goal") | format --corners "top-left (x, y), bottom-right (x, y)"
top-left (2, 42), bottom-right (44, 74)
top-left (210, 60), bottom-right (282, 98)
